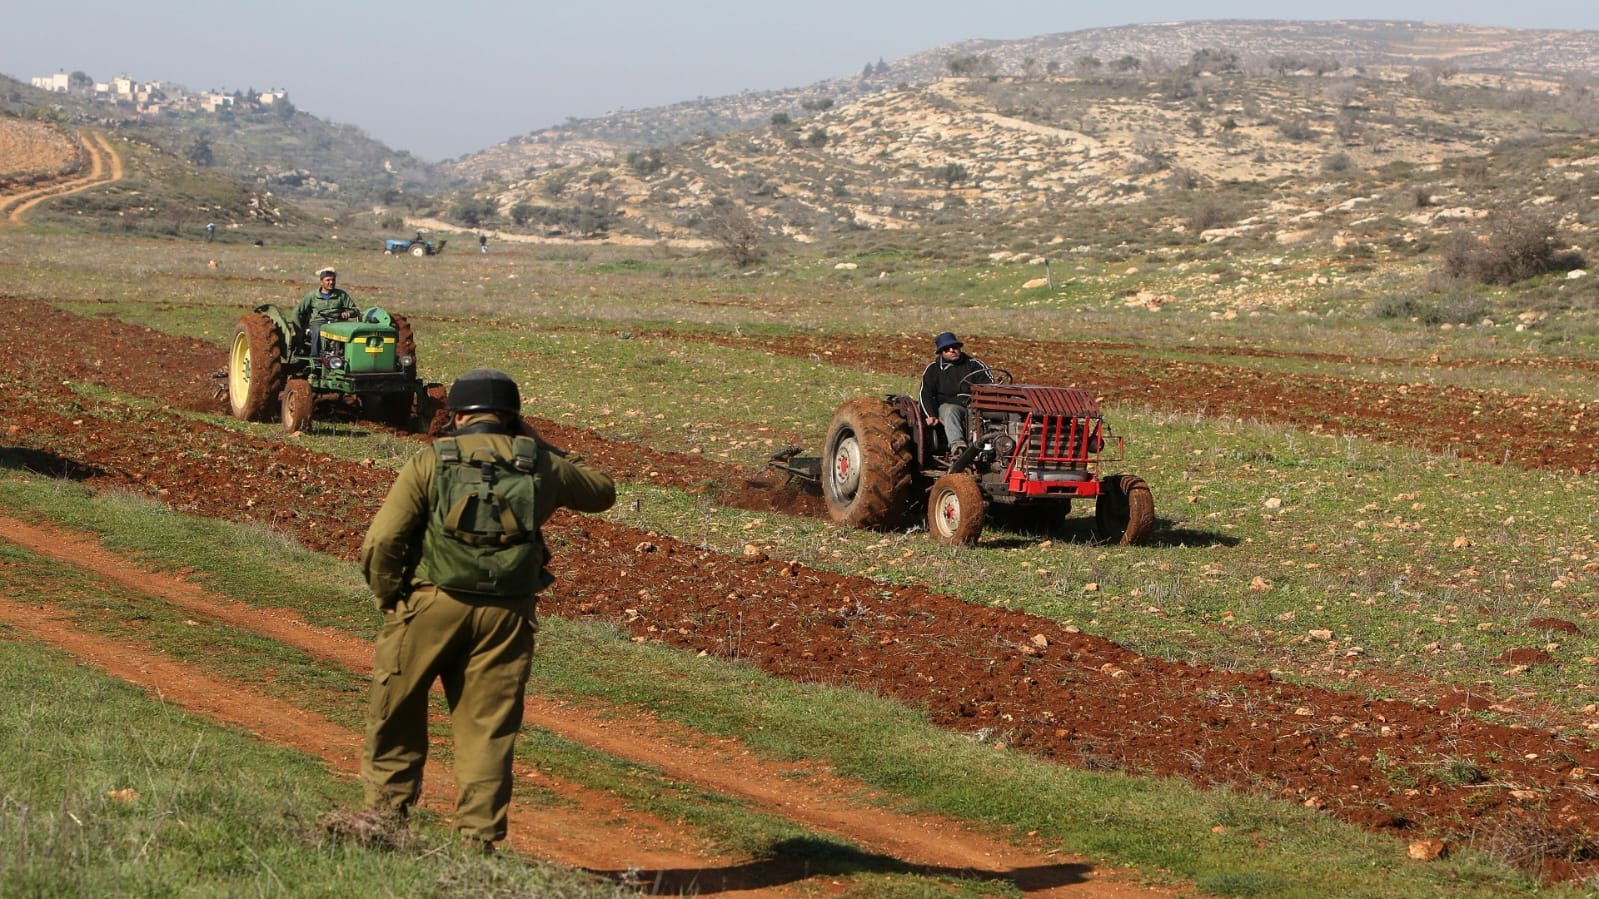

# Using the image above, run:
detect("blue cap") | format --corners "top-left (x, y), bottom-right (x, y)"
top-left (934, 332), bottom-right (963, 351)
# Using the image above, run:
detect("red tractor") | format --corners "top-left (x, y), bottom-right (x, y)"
top-left (775, 370), bottom-right (1154, 546)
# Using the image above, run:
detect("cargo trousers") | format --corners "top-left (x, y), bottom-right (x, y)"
top-left (361, 584), bottom-right (537, 842)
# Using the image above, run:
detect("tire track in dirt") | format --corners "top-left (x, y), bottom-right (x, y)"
top-left (1, 130), bottom-right (122, 225)
top-left (0, 593), bottom-right (766, 894)
top-left (0, 515), bottom-right (1170, 899)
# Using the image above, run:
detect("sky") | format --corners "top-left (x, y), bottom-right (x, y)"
top-left (4, 1), bottom-right (1597, 162)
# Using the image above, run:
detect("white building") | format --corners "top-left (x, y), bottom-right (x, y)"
top-left (30, 72), bottom-right (70, 92)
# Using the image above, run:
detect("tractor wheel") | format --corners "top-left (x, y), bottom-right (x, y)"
top-left (927, 473), bottom-right (986, 546)
top-left (281, 379), bottom-right (313, 434)
top-left (422, 383), bottom-right (451, 436)
top-left (1095, 474), bottom-right (1155, 545)
top-left (410, 243), bottom-right (427, 257)
top-left (390, 314), bottom-right (417, 366)
top-left (822, 396), bottom-right (915, 529)
top-left (227, 312), bottom-right (287, 422)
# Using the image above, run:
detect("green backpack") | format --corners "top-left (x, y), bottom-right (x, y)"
top-left (419, 435), bottom-right (546, 597)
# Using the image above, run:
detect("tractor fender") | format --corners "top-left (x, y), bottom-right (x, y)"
top-left (361, 306), bottom-right (396, 327)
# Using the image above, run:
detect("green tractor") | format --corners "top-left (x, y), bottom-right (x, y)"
top-left (225, 304), bottom-right (446, 434)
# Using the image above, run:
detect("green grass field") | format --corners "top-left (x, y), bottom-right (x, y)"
top-left (3, 226), bottom-right (1598, 897)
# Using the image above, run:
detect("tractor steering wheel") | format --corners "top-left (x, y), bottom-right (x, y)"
top-left (966, 368), bottom-right (1013, 387)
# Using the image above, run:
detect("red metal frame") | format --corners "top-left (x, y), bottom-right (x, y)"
top-left (971, 385), bottom-right (1122, 498)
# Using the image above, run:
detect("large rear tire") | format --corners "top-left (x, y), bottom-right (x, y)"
top-left (927, 473), bottom-right (986, 546)
top-left (281, 379), bottom-right (313, 434)
top-left (1095, 474), bottom-right (1155, 545)
top-left (389, 314), bottom-right (417, 366)
top-left (227, 313), bottom-right (287, 422)
top-left (410, 243), bottom-right (427, 257)
top-left (422, 383), bottom-right (451, 437)
top-left (822, 396), bottom-right (915, 529)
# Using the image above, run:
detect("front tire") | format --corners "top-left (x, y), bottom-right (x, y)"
top-left (822, 397), bottom-right (915, 529)
top-left (227, 313), bottom-right (286, 422)
top-left (927, 473), bottom-right (986, 546)
top-left (1095, 474), bottom-right (1155, 545)
top-left (281, 379), bottom-right (313, 434)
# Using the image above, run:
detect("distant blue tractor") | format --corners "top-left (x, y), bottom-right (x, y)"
top-left (384, 236), bottom-right (445, 257)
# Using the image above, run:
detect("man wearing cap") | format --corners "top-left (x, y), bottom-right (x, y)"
top-left (293, 267), bottom-right (360, 354)
top-left (919, 332), bottom-right (992, 455)
top-left (332, 368), bottom-right (616, 852)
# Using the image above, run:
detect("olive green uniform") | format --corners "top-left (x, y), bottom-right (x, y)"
top-left (294, 287), bottom-right (358, 334)
top-left (359, 416), bottom-right (615, 841)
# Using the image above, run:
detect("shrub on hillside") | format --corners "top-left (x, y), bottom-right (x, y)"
top-left (1435, 290), bottom-right (1491, 324)
top-left (1277, 119), bottom-right (1318, 141)
top-left (1368, 289), bottom-right (1490, 325)
top-left (450, 197), bottom-right (499, 228)
top-left (704, 200), bottom-right (766, 268)
top-left (1186, 197), bottom-right (1232, 233)
top-left (1442, 206), bottom-right (1562, 285)
top-left (1321, 151), bottom-right (1355, 174)
top-left (1367, 291), bottom-right (1434, 321)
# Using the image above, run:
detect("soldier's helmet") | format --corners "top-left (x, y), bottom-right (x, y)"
top-left (446, 368), bottom-right (521, 413)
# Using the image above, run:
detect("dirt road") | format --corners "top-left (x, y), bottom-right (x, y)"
top-left (0, 129), bottom-right (124, 225)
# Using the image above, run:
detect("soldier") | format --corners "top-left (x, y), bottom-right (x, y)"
top-left (293, 267), bottom-right (359, 354)
top-left (325, 368), bottom-right (615, 852)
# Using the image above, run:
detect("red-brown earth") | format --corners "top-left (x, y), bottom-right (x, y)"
top-left (5, 304), bottom-right (1599, 888)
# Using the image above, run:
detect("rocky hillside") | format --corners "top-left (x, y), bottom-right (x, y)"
top-left (451, 20), bottom-right (1599, 183)
top-left (456, 55), bottom-right (1599, 272)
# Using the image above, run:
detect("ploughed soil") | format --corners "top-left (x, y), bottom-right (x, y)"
top-left (5, 305), bottom-right (1599, 887)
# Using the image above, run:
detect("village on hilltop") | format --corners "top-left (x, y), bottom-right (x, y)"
top-left (28, 69), bottom-right (290, 117)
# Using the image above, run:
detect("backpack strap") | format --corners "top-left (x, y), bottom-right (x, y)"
top-left (510, 435), bottom-right (539, 473)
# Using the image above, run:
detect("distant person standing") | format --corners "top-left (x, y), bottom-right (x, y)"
top-left (205, 222), bottom-right (216, 242)
top-left (479, 233), bottom-right (488, 254)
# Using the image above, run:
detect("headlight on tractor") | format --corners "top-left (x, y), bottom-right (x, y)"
top-left (327, 355), bottom-right (345, 370)
top-left (398, 353), bottom-right (415, 370)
